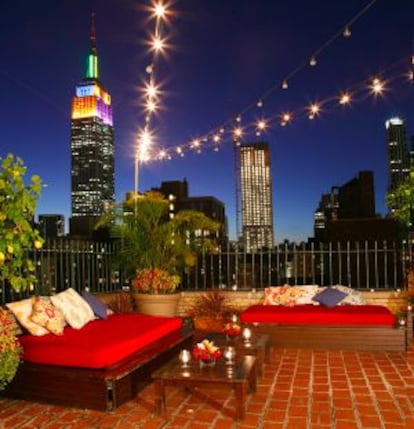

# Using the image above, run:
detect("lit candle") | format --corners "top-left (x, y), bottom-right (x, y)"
top-left (179, 349), bottom-right (191, 367)
top-left (242, 327), bottom-right (252, 342)
top-left (231, 314), bottom-right (238, 323)
top-left (408, 304), bottom-right (413, 312)
top-left (224, 346), bottom-right (235, 365)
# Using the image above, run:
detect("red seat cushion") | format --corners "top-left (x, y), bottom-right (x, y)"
top-left (20, 313), bottom-right (183, 368)
top-left (240, 304), bottom-right (396, 327)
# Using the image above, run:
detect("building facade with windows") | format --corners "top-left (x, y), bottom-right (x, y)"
top-left (70, 16), bottom-right (114, 238)
top-left (239, 142), bottom-right (274, 251)
top-left (386, 117), bottom-right (409, 216)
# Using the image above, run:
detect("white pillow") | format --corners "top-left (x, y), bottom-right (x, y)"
top-left (50, 288), bottom-right (95, 329)
top-left (332, 285), bottom-right (365, 305)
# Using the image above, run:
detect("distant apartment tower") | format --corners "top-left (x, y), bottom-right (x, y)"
top-left (239, 142), bottom-right (274, 251)
top-left (38, 214), bottom-right (65, 239)
top-left (386, 117), bottom-right (409, 215)
top-left (314, 171), bottom-right (376, 241)
top-left (153, 179), bottom-right (228, 244)
top-left (70, 15), bottom-right (114, 238)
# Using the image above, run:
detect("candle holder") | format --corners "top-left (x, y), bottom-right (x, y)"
top-left (223, 346), bottom-right (235, 366)
top-left (242, 327), bottom-right (252, 343)
top-left (179, 349), bottom-right (191, 367)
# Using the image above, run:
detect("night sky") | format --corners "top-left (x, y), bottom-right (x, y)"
top-left (1, 0), bottom-right (413, 242)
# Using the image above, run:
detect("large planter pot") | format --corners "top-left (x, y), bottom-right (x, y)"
top-left (133, 293), bottom-right (180, 317)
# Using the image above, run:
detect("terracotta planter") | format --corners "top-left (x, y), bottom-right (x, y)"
top-left (133, 293), bottom-right (180, 317)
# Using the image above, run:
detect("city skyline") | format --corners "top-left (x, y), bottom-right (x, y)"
top-left (0, 0), bottom-right (412, 242)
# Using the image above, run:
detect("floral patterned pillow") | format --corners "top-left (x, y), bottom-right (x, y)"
top-left (332, 285), bottom-right (365, 305)
top-left (263, 286), bottom-right (304, 306)
top-left (30, 296), bottom-right (66, 335)
top-left (6, 298), bottom-right (49, 336)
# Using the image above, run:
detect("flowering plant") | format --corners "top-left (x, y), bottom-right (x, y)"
top-left (223, 322), bottom-right (241, 338)
top-left (0, 309), bottom-right (22, 391)
top-left (192, 339), bottom-right (222, 361)
top-left (131, 268), bottom-right (180, 295)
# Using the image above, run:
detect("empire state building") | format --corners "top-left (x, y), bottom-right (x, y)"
top-left (70, 15), bottom-right (114, 237)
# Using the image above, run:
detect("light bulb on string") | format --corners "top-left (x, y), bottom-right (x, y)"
top-left (339, 92), bottom-right (351, 105)
top-left (282, 80), bottom-right (288, 89)
top-left (370, 77), bottom-right (385, 95)
top-left (343, 26), bottom-right (351, 38)
top-left (309, 56), bottom-right (317, 67)
top-left (308, 103), bottom-right (320, 119)
top-left (257, 99), bottom-right (263, 107)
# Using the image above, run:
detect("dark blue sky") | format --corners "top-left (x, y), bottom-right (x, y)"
top-left (1, 0), bottom-right (413, 242)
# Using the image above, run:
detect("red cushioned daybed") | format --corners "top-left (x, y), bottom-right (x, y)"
top-left (5, 313), bottom-right (193, 410)
top-left (240, 304), bottom-right (408, 351)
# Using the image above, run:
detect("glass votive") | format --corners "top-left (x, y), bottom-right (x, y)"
top-left (231, 313), bottom-right (238, 323)
top-left (399, 318), bottom-right (406, 328)
top-left (223, 346), bottom-right (235, 365)
top-left (179, 349), bottom-right (191, 367)
top-left (408, 304), bottom-right (413, 312)
top-left (242, 327), bottom-right (252, 342)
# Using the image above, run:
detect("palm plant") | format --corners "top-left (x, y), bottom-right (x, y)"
top-left (96, 191), bottom-right (220, 293)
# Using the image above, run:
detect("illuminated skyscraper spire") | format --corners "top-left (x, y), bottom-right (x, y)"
top-left (70, 15), bottom-right (114, 238)
top-left (85, 12), bottom-right (99, 81)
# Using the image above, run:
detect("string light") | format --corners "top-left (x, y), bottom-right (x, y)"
top-left (339, 92), bottom-right (352, 105)
top-left (309, 56), bottom-right (317, 67)
top-left (343, 26), bottom-right (352, 38)
top-left (370, 77), bottom-right (385, 95)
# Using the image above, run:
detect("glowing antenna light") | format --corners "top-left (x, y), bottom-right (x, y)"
top-left (339, 92), bottom-right (351, 105)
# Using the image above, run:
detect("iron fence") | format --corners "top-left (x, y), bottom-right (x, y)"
top-left (0, 238), bottom-right (412, 305)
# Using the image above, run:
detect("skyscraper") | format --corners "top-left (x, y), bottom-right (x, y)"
top-left (239, 142), bottom-right (274, 251)
top-left (70, 15), bottom-right (114, 237)
top-left (385, 117), bottom-right (409, 215)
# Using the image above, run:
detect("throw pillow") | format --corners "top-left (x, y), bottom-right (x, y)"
top-left (293, 285), bottom-right (321, 305)
top-left (263, 286), bottom-right (303, 306)
top-left (81, 291), bottom-right (108, 319)
top-left (312, 287), bottom-right (348, 307)
top-left (30, 296), bottom-right (66, 335)
top-left (332, 285), bottom-right (365, 305)
top-left (6, 298), bottom-right (49, 336)
top-left (0, 307), bottom-right (24, 336)
top-left (50, 288), bottom-right (95, 329)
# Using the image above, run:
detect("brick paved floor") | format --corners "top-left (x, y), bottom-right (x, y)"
top-left (1, 341), bottom-right (414, 429)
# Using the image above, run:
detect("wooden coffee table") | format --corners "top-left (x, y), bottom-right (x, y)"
top-left (152, 354), bottom-right (257, 420)
top-left (205, 332), bottom-right (271, 377)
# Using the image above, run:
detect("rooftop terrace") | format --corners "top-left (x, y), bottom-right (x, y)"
top-left (1, 339), bottom-right (414, 429)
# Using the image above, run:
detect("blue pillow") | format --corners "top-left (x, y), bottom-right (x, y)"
top-left (81, 291), bottom-right (108, 319)
top-left (312, 288), bottom-right (348, 308)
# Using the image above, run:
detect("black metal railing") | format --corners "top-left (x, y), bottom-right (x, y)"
top-left (0, 238), bottom-right (411, 305)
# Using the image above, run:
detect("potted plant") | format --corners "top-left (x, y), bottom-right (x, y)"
top-left (96, 191), bottom-right (219, 316)
top-left (189, 290), bottom-right (238, 332)
top-left (0, 153), bottom-right (44, 389)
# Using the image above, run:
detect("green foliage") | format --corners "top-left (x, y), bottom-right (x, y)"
top-left (96, 191), bottom-right (220, 288)
top-left (0, 309), bottom-right (22, 391)
top-left (386, 168), bottom-right (414, 231)
top-left (0, 154), bottom-right (44, 292)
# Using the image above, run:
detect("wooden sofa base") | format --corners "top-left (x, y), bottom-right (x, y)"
top-left (245, 324), bottom-right (407, 352)
top-left (3, 328), bottom-right (193, 411)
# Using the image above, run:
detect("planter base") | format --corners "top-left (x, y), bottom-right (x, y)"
top-left (133, 293), bottom-right (180, 317)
